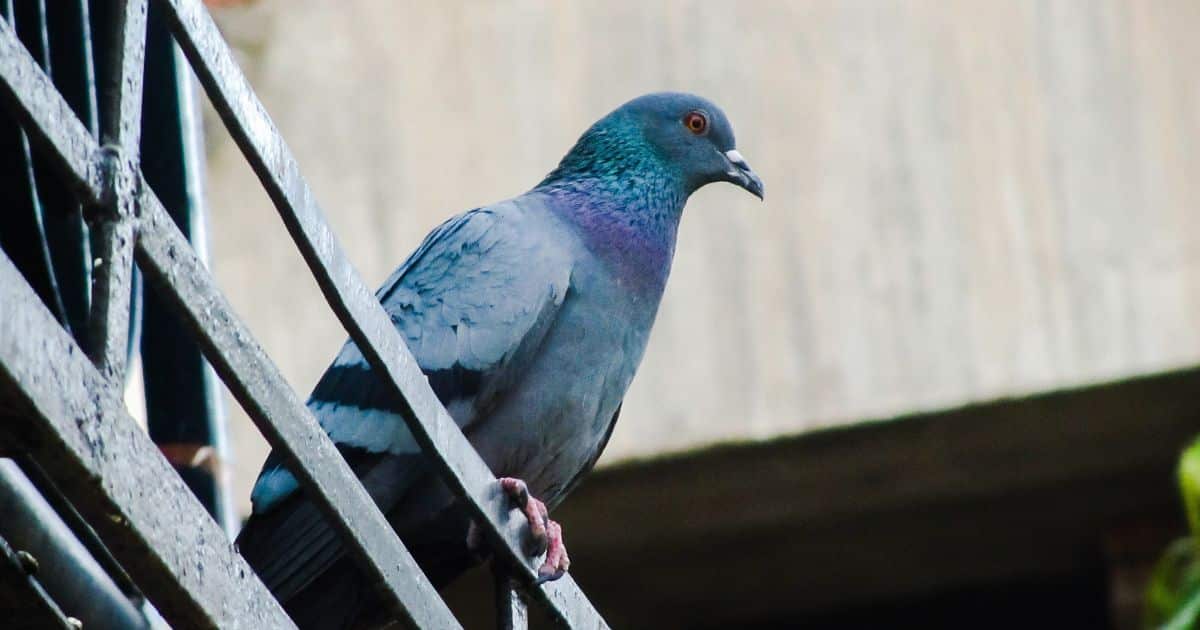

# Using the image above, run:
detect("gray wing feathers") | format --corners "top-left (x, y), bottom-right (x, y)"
top-left (242, 198), bottom-right (577, 605)
top-left (237, 452), bottom-right (424, 602)
top-left (381, 204), bottom-right (572, 374)
top-left (316, 201), bottom-right (573, 455)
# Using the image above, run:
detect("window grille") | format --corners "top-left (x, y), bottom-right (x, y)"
top-left (0, 1), bottom-right (609, 627)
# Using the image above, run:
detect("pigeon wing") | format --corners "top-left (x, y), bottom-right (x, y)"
top-left (238, 199), bottom-right (574, 603)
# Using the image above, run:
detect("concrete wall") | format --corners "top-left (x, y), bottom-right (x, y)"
top-left (202, 1), bottom-right (1200, 514)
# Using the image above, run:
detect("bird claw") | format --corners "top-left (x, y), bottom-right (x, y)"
top-left (499, 477), bottom-right (570, 582)
top-left (499, 477), bottom-right (548, 556)
top-left (535, 520), bottom-right (570, 584)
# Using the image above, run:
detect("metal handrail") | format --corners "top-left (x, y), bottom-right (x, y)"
top-left (157, 1), bottom-right (606, 625)
top-left (0, 245), bottom-right (294, 627)
top-left (0, 1), bottom-right (609, 627)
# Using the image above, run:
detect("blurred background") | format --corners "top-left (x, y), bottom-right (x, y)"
top-left (193, 1), bottom-right (1199, 627)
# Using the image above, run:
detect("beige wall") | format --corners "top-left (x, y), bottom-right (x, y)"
top-left (203, 1), bottom-right (1200, 515)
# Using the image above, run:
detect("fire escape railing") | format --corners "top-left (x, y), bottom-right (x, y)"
top-left (0, 1), bottom-right (609, 627)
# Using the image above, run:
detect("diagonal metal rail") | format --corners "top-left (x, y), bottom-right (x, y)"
top-left (0, 247), bottom-right (293, 629)
top-left (135, 179), bottom-right (459, 629)
top-left (0, 14), bottom-right (456, 629)
top-left (0, 0), bottom-right (611, 627)
top-left (0, 532), bottom-right (76, 629)
top-left (156, 0), bottom-right (607, 625)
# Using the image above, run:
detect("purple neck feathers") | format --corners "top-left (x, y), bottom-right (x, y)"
top-left (538, 179), bottom-right (686, 292)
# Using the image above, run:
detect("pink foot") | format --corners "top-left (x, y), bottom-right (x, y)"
top-left (498, 477), bottom-right (570, 583)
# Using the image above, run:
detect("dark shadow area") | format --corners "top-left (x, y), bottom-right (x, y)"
top-left (736, 572), bottom-right (1110, 629)
top-left (444, 367), bottom-right (1198, 628)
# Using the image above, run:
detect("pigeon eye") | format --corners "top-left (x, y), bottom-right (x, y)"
top-left (683, 111), bottom-right (708, 135)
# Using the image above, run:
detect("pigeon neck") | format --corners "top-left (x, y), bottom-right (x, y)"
top-left (538, 181), bottom-right (682, 293)
top-left (537, 115), bottom-right (691, 218)
top-left (535, 118), bottom-right (692, 289)
top-left (537, 173), bottom-right (687, 225)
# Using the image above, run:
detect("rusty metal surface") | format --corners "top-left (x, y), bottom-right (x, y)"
top-left (156, 0), bottom-right (607, 626)
top-left (0, 249), bottom-right (294, 629)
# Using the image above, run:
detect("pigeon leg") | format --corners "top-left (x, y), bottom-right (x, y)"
top-left (537, 519), bottom-right (569, 584)
top-left (498, 477), bottom-right (570, 583)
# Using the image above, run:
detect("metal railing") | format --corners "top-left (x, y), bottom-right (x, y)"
top-left (0, 1), bottom-right (609, 627)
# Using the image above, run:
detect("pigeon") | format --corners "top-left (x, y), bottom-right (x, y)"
top-left (235, 92), bottom-right (763, 629)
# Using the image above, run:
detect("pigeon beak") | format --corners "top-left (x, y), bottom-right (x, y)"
top-left (723, 149), bottom-right (765, 200)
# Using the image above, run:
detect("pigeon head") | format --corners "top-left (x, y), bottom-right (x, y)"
top-left (540, 92), bottom-right (764, 203)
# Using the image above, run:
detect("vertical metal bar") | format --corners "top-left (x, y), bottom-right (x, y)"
top-left (45, 0), bottom-right (98, 138)
top-left (138, 0), bottom-right (230, 531)
top-left (95, 0), bottom-right (145, 151)
top-left (0, 118), bottom-right (66, 322)
top-left (0, 5), bottom-right (149, 626)
top-left (85, 161), bottom-right (136, 382)
top-left (85, 0), bottom-right (146, 383)
top-left (18, 0), bottom-right (94, 344)
top-left (0, 13), bottom-right (104, 201)
top-left (0, 0), bottom-right (72, 328)
top-left (494, 564), bottom-right (529, 630)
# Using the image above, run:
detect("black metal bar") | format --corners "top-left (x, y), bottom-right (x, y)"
top-left (84, 0), bottom-right (145, 382)
top-left (0, 125), bottom-right (66, 322)
top-left (0, 248), bottom-right (294, 629)
top-left (95, 0), bottom-right (145, 151)
top-left (85, 156), bottom-right (135, 382)
top-left (0, 459), bottom-right (149, 630)
top-left (134, 183), bottom-right (461, 630)
top-left (153, 2), bottom-right (608, 627)
top-left (45, 0), bottom-right (98, 138)
top-left (0, 532), bottom-right (75, 630)
top-left (1, 2), bottom-right (607, 625)
top-left (0, 17), bottom-right (456, 627)
top-left (14, 454), bottom-right (145, 604)
top-left (1, 4), bottom-right (147, 622)
top-left (19, 0), bottom-right (94, 344)
top-left (0, 16), bottom-right (104, 203)
top-left (0, 1), bottom-right (72, 329)
top-left (139, 1), bottom-right (230, 529)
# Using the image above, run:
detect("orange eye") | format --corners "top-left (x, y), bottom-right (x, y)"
top-left (683, 111), bottom-right (708, 135)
